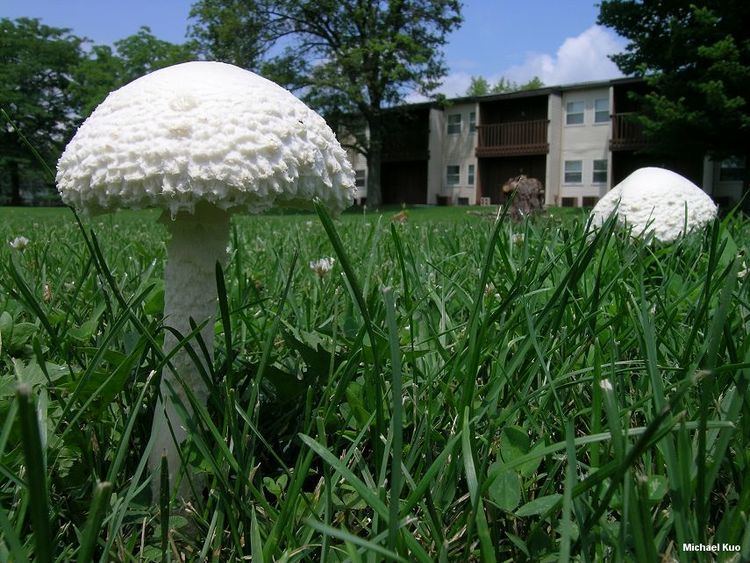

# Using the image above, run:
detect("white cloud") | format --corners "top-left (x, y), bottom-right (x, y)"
top-left (404, 25), bottom-right (625, 103)
top-left (503, 26), bottom-right (625, 85)
top-left (435, 72), bottom-right (475, 97)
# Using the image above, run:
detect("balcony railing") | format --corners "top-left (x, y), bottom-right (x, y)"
top-left (476, 119), bottom-right (549, 157)
top-left (610, 113), bottom-right (649, 151)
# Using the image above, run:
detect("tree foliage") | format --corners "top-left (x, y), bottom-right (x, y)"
top-left (0, 18), bottom-right (84, 203)
top-left (598, 0), bottom-right (750, 163)
top-left (188, 0), bottom-right (271, 69)
top-left (0, 19), bottom-right (195, 204)
top-left (466, 75), bottom-right (544, 96)
top-left (190, 0), bottom-right (462, 207)
top-left (73, 27), bottom-right (196, 116)
top-left (273, 0), bottom-right (462, 206)
top-left (466, 76), bottom-right (491, 96)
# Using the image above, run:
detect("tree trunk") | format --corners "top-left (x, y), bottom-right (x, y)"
top-left (9, 160), bottom-right (21, 206)
top-left (366, 119), bottom-right (383, 208)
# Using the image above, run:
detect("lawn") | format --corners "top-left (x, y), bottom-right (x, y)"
top-left (0, 203), bottom-right (748, 561)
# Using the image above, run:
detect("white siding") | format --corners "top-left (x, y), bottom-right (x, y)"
top-left (347, 148), bottom-right (368, 204)
top-left (545, 93), bottom-right (563, 206)
top-left (558, 88), bottom-right (612, 206)
top-left (439, 102), bottom-right (479, 204)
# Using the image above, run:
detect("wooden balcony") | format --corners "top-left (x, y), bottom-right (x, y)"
top-left (382, 130), bottom-right (430, 162)
top-left (610, 112), bottom-right (649, 151)
top-left (476, 119), bottom-right (549, 157)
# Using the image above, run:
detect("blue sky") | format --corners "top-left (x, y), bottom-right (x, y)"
top-left (2, 0), bottom-right (626, 96)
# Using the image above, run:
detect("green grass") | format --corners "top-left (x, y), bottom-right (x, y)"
top-left (0, 203), bottom-right (748, 561)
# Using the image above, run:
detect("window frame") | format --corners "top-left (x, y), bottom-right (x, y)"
top-left (594, 98), bottom-right (610, 124)
top-left (592, 159), bottom-right (608, 183)
top-left (446, 165), bottom-right (460, 186)
top-left (468, 164), bottom-right (475, 185)
top-left (447, 114), bottom-right (462, 135)
top-left (566, 101), bottom-right (585, 126)
top-left (354, 169), bottom-right (366, 189)
top-left (719, 156), bottom-right (746, 182)
top-left (469, 112), bottom-right (477, 133)
top-left (564, 160), bottom-right (583, 184)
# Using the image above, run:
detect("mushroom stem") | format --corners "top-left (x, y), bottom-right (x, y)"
top-left (149, 203), bottom-right (230, 498)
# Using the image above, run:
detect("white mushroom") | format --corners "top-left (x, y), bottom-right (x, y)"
top-left (589, 167), bottom-right (717, 242)
top-left (56, 61), bottom-right (355, 498)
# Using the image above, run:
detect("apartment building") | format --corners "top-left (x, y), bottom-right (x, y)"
top-left (346, 77), bottom-right (745, 207)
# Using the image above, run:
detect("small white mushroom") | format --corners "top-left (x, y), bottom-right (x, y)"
top-left (589, 167), bottom-right (717, 242)
top-left (56, 61), bottom-right (355, 499)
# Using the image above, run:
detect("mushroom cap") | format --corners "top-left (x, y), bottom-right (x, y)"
top-left (589, 167), bottom-right (717, 242)
top-left (57, 61), bottom-right (355, 216)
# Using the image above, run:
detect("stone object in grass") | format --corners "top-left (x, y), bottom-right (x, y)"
top-left (502, 175), bottom-right (544, 220)
top-left (56, 61), bottom-right (355, 499)
top-left (589, 167), bottom-right (717, 242)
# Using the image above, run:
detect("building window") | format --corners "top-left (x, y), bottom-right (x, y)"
top-left (593, 159), bottom-right (608, 183)
top-left (458, 197), bottom-right (470, 206)
top-left (566, 101), bottom-right (584, 125)
top-left (594, 98), bottom-right (609, 123)
top-left (354, 169), bottom-right (366, 189)
top-left (446, 165), bottom-right (460, 185)
top-left (469, 112), bottom-right (476, 133)
top-left (447, 114), bottom-right (462, 134)
top-left (468, 164), bottom-right (475, 185)
top-left (720, 156), bottom-right (746, 181)
top-left (564, 160), bottom-right (583, 183)
top-left (561, 197), bottom-right (577, 207)
top-left (582, 196), bottom-right (599, 207)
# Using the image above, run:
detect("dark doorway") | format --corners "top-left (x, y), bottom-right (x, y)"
top-left (479, 155), bottom-right (546, 204)
top-left (381, 160), bottom-right (428, 204)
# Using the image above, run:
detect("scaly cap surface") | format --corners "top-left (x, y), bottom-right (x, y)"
top-left (57, 61), bottom-right (355, 215)
top-left (589, 167), bottom-right (717, 242)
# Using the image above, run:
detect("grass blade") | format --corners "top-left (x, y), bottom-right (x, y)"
top-left (76, 481), bottom-right (113, 563)
top-left (16, 384), bottom-right (53, 563)
top-left (251, 508), bottom-right (265, 563)
top-left (305, 519), bottom-right (407, 563)
top-left (0, 501), bottom-right (27, 562)
top-left (299, 433), bottom-right (389, 521)
top-left (160, 454), bottom-right (169, 563)
top-left (383, 286), bottom-right (404, 554)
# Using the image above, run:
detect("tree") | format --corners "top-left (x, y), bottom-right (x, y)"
top-left (188, 0), bottom-right (271, 69)
top-left (114, 27), bottom-right (196, 83)
top-left (0, 20), bottom-right (196, 205)
top-left (0, 18), bottom-right (84, 204)
top-left (598, 1), bottom-right (750, 179)
top-left (466, 76), bottom-right (490, 96)
top-left (517, 76), bottom-right (544, 91)
top-left (465, 75), bottom-right (544, 97)
top-left (71, 45), bottom-right (126, 117)
top-left (190, 0), bottom-right (462, 207)
top-left (73, 27), bottom-right (196, 116)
